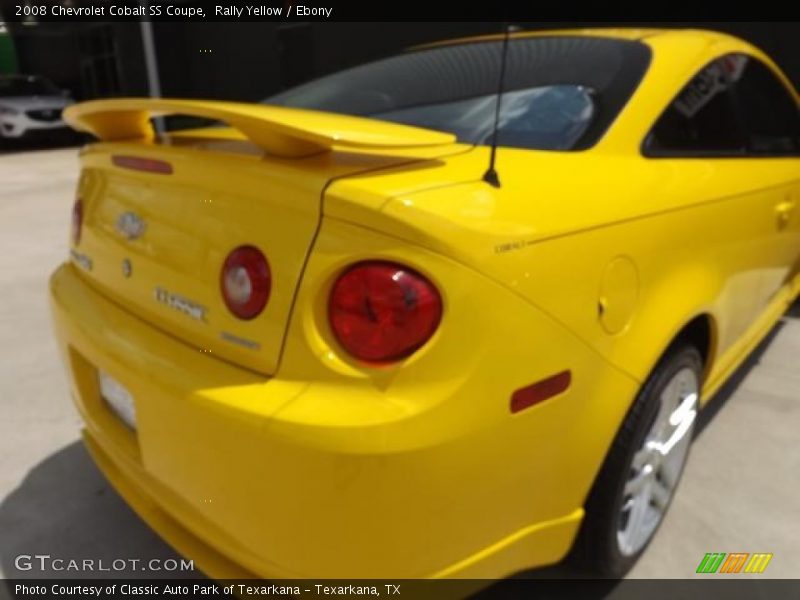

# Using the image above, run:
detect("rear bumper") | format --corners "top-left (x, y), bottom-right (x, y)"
top-left (50, 261), bottom-right (635, 579)
top-left (82, 429), bottom-right (259, 579)
top-left (83, 427), bottom-right (581, 580)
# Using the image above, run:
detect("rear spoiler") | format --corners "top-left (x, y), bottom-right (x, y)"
top-left (63, 98), bottom-right (456, 158)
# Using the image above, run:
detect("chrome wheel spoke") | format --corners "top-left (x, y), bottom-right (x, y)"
top-left (650, 477), bottom-right (672, 510)
top-left (652, 382), bottom-right (676, 436)
top-left (624, 468), bottom-right (651, 496)
top-left (651, 400), bottom-right (696, 458)
top-left (670, 390), bottom-right (698, 428)
top-left (623, 487), bottom-right (651, 551)
top-left (658, 460), bottom-right (679, 489)
top-left (631, 447), bottom-right (651, 470)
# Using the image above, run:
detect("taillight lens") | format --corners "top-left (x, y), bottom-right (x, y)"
top-left (221, 246), bottom-right (271, 320)
top-left (329, 261), bottom-right (442, 363)
top-left (71, 198), bottom-right (83, 245)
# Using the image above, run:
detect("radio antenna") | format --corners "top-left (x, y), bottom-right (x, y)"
top-left (482, 23), bottom-right (512, 188)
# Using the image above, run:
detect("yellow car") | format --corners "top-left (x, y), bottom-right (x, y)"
top-left (50, 28), bottom-right (799, 579)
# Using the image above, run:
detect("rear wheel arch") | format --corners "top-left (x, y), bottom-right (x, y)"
top-left (626, 307), bottom-right (718, 391)
top-left (596, 311), bottom-right (716, 477)
top-left (574, 343), bottom-right (703, 576)
top-left (571, 312), bottom-right (718, 574)
top-left (672, 313), bottom-right (717, 379)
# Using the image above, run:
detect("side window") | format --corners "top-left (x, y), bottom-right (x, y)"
top-left (732, 56), bottom-right (800, 155)
top-left (644, 54), bottom-right (800, 157)
top-left (644, 57), bottom-right (748, 156)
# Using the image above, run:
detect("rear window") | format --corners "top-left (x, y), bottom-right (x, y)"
top-left (264, 36), bottom-right (652, 151)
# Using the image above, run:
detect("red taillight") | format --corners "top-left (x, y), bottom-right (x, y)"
top-left (112, 155), bottom-right (173, 174)
top-left (71, 198), bottom-right (83, 245)
top-left (221, 246), bottom-right (271, 320)
top-left (329, 261), bottom-right (442, 363)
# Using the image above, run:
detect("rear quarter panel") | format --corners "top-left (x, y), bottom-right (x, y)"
top-left (326, 146), bottom-right (799, 402)
top-left (271, 216), bottom-right (640, 576)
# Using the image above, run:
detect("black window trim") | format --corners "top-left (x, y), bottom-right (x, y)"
top-left (641, 52), bottom-right (800, 159)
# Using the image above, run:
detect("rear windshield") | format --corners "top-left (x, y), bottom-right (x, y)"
top-left (265, 36), bottom-right (651, 151)
top-left (0, 76), bottom-right (60, 97)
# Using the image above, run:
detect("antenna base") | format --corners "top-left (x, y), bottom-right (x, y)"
top-left (483, 168), bottom-right (501, 188)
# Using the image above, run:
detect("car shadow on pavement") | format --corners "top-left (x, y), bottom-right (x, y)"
top-left (0, 440), bottom-right (202, 579)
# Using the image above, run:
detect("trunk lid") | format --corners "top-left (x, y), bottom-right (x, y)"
top-left (66, 100), bottom-right (463, 375)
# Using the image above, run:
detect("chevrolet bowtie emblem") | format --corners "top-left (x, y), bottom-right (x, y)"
top-left (116, 211), bottom-right (147, 240)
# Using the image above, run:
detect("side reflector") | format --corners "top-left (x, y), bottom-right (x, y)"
top-left (511, 370), bottom-right (571, 413)
top-left (112, 155), bottom-right (173, 174)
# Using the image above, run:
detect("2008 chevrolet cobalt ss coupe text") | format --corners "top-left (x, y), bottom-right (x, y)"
top-left (50, 29), bottom-right (799, 579)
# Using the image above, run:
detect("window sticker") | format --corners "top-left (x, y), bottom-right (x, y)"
top-left (673, 55), bottom-right (748, 118)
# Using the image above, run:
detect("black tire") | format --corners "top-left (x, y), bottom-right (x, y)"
top-left (572, 344), bottom-right (703, 577)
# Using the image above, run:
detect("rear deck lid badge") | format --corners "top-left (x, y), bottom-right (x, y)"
top-left (154, 287), bottom-right (208, 322)
top-left (116, 211), bottom-right (147, 240)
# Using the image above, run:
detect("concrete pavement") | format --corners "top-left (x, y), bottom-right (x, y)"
top-left (0, 147), bottom-right (188, 580)
top-left (0, 147), bottom-right (797, 581)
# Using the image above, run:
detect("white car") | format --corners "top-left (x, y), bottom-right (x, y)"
top-left (0, 75), bottom-right (74, 142)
